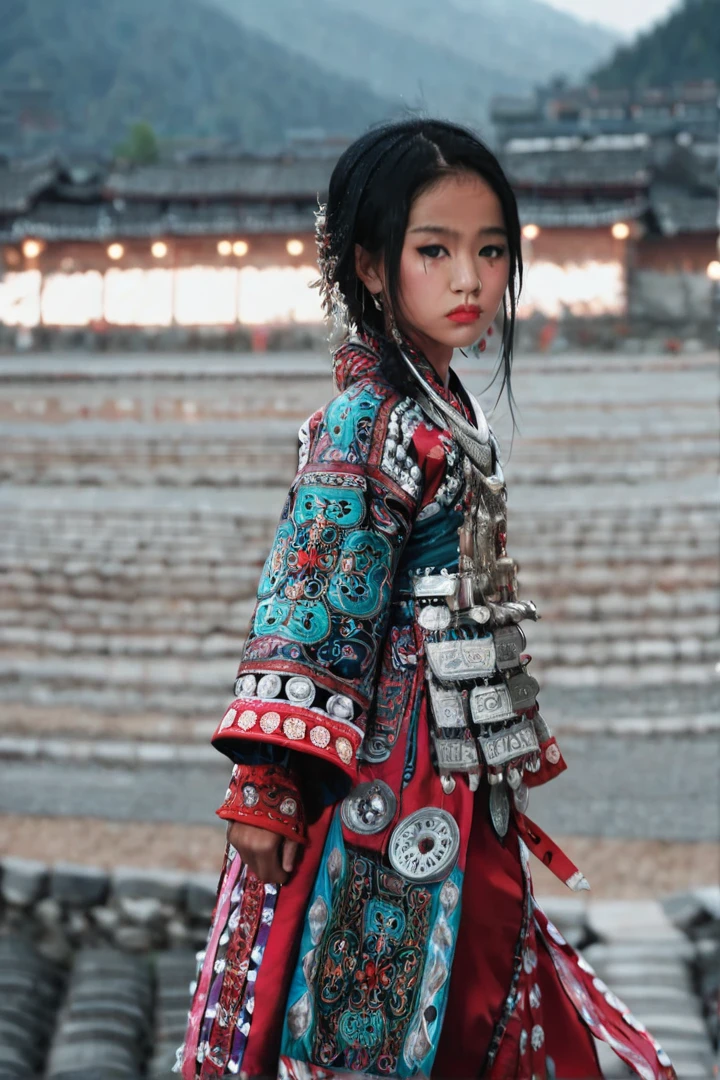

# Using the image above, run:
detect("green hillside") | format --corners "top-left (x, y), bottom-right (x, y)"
top-left (211, 0), bottom-right (619, 131)
top-left (592, 0), bottom-right (720, 88)
top-left (0, 0), bottom-right (396, 150)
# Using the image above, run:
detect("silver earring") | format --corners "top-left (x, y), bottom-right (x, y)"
top-left (372, 293), bottom-right (383, 311)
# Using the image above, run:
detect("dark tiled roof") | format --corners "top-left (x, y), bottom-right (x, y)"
top-left (517, 196), bottom-right (649, 228)
top-left (504, 147), bottom-right (652, 188)
top-left (104, 158), bottom-right (333, 200)
top-left (651, 186), bottom-right (719, 235)
top-left (0, 199), bottom-right (314, 242)
top-left (0, 158), bottom-right (59, 213)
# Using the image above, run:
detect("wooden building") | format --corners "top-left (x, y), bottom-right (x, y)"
top-left (0, 124), bottom-right (717, 342)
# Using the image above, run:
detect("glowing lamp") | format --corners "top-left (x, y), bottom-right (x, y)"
top-left (286, 239), bottom-right (304, 256)
top-left (217, 240), bottom-right (232, 256)
top-left (611, 222), bottom-right (630, 240)
top-left (706, 260), bottom-right (720, 281)
top-left (22, 239), bottom-right (44, 259)
top-left (233, 240), bottom-right (249, 257)
top-left (522, 224), bottom-right (540, 241)
top-left (151, 241), bottom-right (168, 259)
top-left (107, 243), bottom-right (125, 261)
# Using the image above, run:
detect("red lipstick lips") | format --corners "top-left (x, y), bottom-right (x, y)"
top-left (446, 305), bottom-right (482, 324)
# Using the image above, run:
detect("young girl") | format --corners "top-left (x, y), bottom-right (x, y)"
top-left (179, 119), bottom-right (676, 1080)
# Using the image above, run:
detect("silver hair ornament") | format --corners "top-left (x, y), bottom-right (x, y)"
top-left (311, 200), bottom-right (355, 345)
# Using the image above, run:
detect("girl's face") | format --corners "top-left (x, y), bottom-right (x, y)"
top-left (356, 170), bottom-right (510, 366)
top-left (397, 171), bottom-right (510, 356)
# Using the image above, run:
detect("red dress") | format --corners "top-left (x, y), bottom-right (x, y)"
top-left (179, 330), bottom-right (677, 1080)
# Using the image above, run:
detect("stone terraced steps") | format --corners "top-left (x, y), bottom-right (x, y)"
top-left (0, 857), bottom-right (717, 1079)
top-left (0, 350), bottom-right (717, 727)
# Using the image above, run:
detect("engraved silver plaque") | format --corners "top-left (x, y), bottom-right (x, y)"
top-left (427, 682), bottom-right (467, 729)
top-left (507, 671), bottom-right (540, 712)
top-left (388, 808), bottom-right (460, 883)
top-left (431, 732), bottom-right (480, 772)
top-left (469, 683), bottom-right (516, 725)
top-left (493, 625), bottom-right (526, 671)
top-left (489, 783), bottom-right (510, 838)
top-left (341, 780), bottom-right (397, 835)
top-left (426, 636), bottom-right (496, 682)
top-left (412, 573), bottom-right (458, 600)
top-left (477, 718), bottom-right (540, 768)
top-left (417, 604), bottom-right (452, 631)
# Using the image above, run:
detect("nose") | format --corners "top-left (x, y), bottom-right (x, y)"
top-left (451, 254), bottom-right (481, 295)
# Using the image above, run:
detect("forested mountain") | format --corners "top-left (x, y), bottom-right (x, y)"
top-left (210, 0), bottom-right (619, 129)
top-left (0, 0), bottom-right (395, 151)
top-left (592, 0), bottom-right (719, 88)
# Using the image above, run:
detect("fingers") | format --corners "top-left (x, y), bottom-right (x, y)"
top-left (224, 821), bottom-right (291, 885)
top-left (281, 838), bottom-right (300, 874)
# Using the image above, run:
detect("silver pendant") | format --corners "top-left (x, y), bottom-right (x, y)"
top-left (426, 636), bottom-right (496, 682)
top-left (506, 766), bottom-right (522, 790)
top-left (388, 807), bottom-right (460, 883)
top-left (507, 670), bottom-right (540, 712)
top-left (427, 681), bottom-right (467, 729)
top-left (477, 717), bottom-right (540, 768)
top-left (469, 682), bottom-right (516, 725)
top-left (417, 604), bottom-right (452, 631)
top-left (513, 782), bottom-right (530, 814)
top-left (489, 783), bottom-right (510, 838)
top-left (412, 572), bottom-right (459, 600)
top-left (493, 625), bottom-right (526, 670)
top-left (341, 780), bottom-right (397, 835)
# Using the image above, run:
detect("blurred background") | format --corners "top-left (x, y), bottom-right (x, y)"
top-left (0, 1), bottom-right (718, 1078)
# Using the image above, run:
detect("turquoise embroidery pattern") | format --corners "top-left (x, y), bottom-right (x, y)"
top-left (243, 382), bottom-right (420, 708)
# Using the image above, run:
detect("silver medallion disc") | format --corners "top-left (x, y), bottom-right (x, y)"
top-left (341, 780), bottom-right (397, 835)
top-left (489, 783), bottom-right (510, 838)
top-left (285, 676), bottom-right (316, 708)
top-left (256, 673), bottom-right (282, 699)
top-left (388, 807), bottom-right (460, 883)
top-left (418, 604), bottom-right (452, 631)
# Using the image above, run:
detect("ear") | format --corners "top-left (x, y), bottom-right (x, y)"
top-left (354, 244), bottom-right (385, 296)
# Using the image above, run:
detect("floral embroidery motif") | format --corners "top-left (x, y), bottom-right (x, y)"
top-left (311, 850), bottom-right (432, 1073)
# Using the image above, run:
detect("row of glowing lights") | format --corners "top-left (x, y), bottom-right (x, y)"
top-left (19, 238), bottom-right (306, 261)
top-left (522, 222), bottom-right (631, 241)
top-left (19, 233), bottom-right (720, 281)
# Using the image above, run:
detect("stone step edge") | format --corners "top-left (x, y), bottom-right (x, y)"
top-left (0, 714), bottom-right (718, 766)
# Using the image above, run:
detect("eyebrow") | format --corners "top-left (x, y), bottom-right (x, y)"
top-left (408, 225), bottom-right (507, 238)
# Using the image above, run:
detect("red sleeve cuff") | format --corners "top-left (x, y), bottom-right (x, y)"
top-left (211, 697), bottom-right (361, 782)
top-left (216, 763), bottom-right (308, 845)
top-left (524, 735), bottom-right (567, 788)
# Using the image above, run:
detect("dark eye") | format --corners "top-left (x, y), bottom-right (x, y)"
top-left (480, 244), bottom-right (506, 259)
top-left (418, 245), bottom-right (447, 258)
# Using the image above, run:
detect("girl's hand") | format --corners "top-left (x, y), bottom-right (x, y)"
top-left (226, 820), bottom-right (300, 885)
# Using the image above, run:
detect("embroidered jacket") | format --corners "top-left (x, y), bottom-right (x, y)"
top-left (212, 328), bottom-right (565, 796)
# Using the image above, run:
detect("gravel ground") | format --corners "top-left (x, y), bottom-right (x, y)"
top-left (0, 814), bottom-right (717, 900)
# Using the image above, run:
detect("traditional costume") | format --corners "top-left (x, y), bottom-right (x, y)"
top-left (177, 326), bottom-right (676, 1080)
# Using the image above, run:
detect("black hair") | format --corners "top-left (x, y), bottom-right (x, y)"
top-left (323, 117), bottom-right (523, 426)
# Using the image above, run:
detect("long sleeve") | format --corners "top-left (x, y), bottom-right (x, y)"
top-left (211, 378), bottom-right (423, 783)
